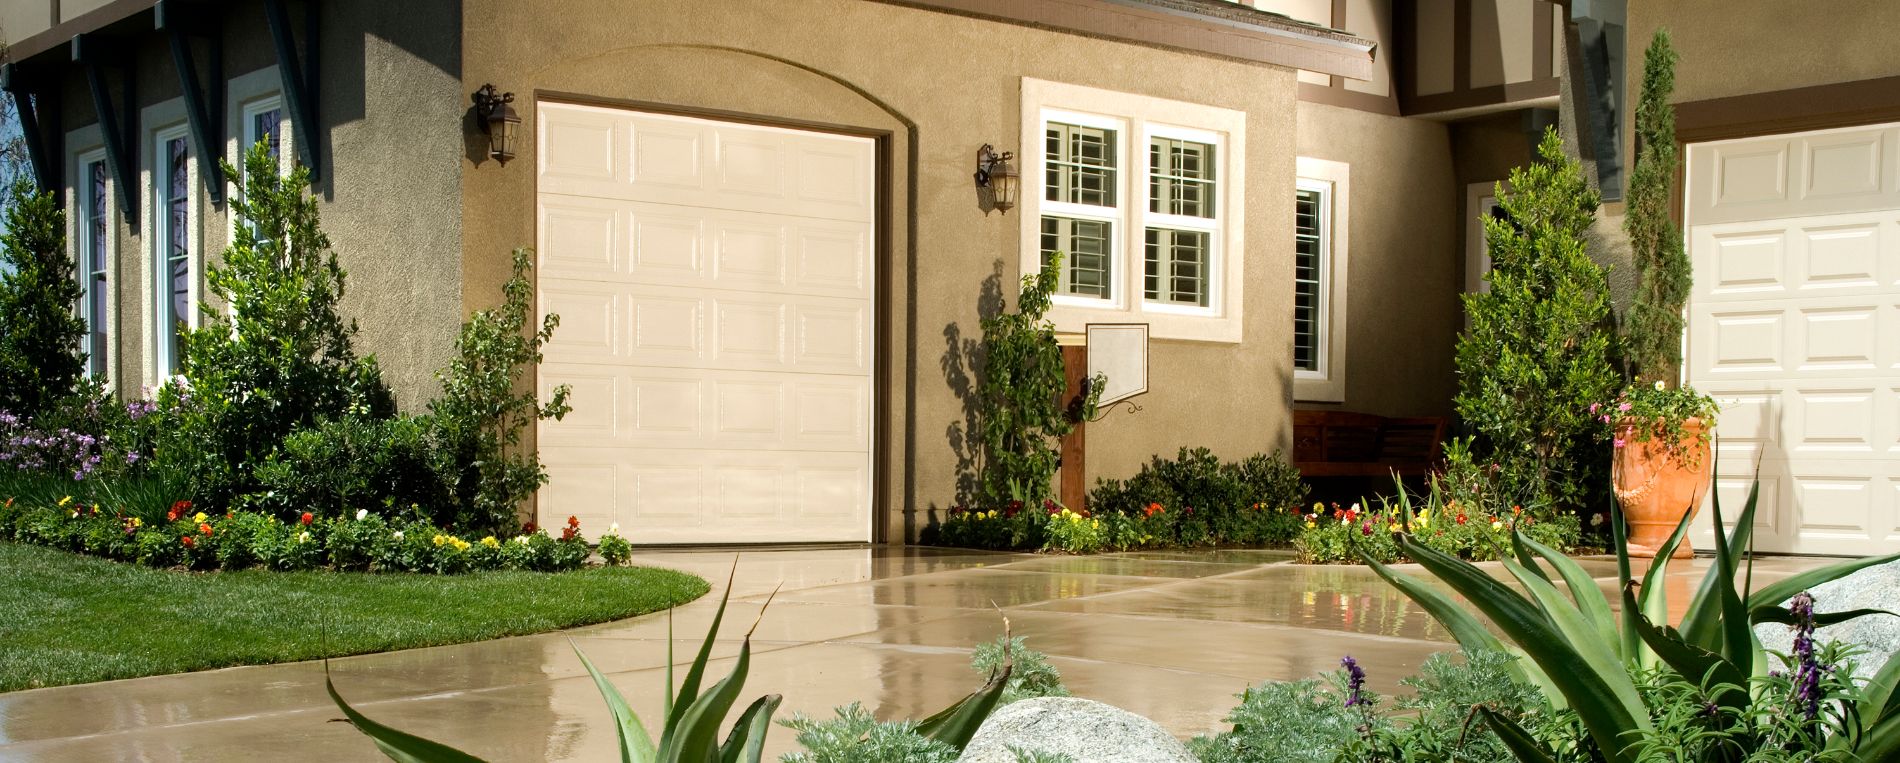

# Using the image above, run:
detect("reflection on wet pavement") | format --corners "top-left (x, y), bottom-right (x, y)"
top-left (0, 545), bottom-right (1830, 761)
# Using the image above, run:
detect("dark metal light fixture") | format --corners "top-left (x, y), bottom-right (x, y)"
top-left (974, 144), bottom-right (1019, 214)
top-left (474, 84), bottom-right (520, 165)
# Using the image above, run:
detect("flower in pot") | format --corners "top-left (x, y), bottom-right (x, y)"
top-left (1598, 381), bottom-right (1718, 558)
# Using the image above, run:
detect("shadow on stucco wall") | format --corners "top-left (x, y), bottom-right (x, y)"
top-left (936, 261), bottom-right (1007, 519)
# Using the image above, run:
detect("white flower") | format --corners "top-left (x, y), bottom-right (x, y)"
top-left (1654, 380), bottom-right (1667, 391)
top-left (515, 535), bottom-right (531, 545)
top-left (608, 522), bottom-right (621, 535)
top-left (355, 509), bottom-right (369, 521)
top-left (296, 531), bottom-right (311, 544)
top-left (393, 530), bottom-right (404, 540)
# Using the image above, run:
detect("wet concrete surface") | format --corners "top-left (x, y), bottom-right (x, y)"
top-left (0, 546), bottom-right (1829, 761)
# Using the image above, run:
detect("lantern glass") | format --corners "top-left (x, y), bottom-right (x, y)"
top-left (990, 158), bottom-right (1019, 213)
top-left (489, 102), bottom-right (521, 163)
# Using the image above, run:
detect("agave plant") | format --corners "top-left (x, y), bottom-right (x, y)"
top-left (326, 561), bottom-right (1014, 762)
top-left (1362, 471), bottom-right (1900, 762)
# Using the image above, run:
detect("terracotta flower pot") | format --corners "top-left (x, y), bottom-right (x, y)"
top-left (1614, 417), bottom-right (1711, 559)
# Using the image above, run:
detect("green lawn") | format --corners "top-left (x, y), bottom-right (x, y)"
top-left (0, 541), bottom-right (709, 692)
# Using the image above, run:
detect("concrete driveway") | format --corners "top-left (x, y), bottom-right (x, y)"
top-left (0, 546), bottom-right (1824, 761)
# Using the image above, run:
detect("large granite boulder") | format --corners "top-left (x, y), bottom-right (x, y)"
top-left (958, 697), bottom-right (1194, 763)
top-left (1752, 559), bottom-right (1900, 681)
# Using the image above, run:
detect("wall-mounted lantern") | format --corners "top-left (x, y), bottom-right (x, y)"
top-left (974, 144), bottom-right (1018, 215)
top-left (474, 84), bottom-right (520, 165)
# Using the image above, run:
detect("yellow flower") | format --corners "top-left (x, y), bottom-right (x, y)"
top-left (192, 512), bottom-right (207, 524)
top-left (1070, 513), bottom-right (1082, 523)
top-left (58, 496), bottom-right (72, 507)
top-left (1491, 520), bottom-right (1505, 531)
top-left (481, 536), bottom-right (501, 549)
top-left (1092, 519), bottom-right (1101, 528)
top-left (131, 517), bottom-right (143, 528)
top-left (432, 534), bottom-right (448, 547)
top-left (451, 538), bottom-right (471, 552)
top-left (1387, 522), bottom-right (1401, 533)
top-left (1305, 520), bottom-right (1317, 530)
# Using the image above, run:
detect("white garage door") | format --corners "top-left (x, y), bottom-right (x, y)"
top-left (534, 102), bottom-right (876, 544)
top-left (1686, 123), bottom-right (1900, 556)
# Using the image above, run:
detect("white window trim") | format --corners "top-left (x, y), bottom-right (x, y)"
top-left (66, 124), bottom-right (115, 386)
top-left (228, 67), bottom-right (295, 191)
top-left (142, 98), bottom-right (201, 385)
top-left (1464, 179), bottom-right (1505, 296)
top-left (1293, 157), bottom-right (1349, 403)
top-left (1020, 78), bottom-right (1247, 343)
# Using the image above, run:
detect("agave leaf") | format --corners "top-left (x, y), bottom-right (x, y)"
top-left (572, 642), bottom-right (656, 763)
top-left (1358, 547), bottom-right (1508, 656)
top-left (1397, 535), bottom-right (1649, 762)
top-left (1745, 553), bottom-right (1900, 614)
top-left (1680, 468), bottom-right (1761, 650)
top-left (666, 558), bottom-right (740, 734)
top-left (325, 662), bottom-right (490, 763)
top-left (1518, 531), bottom-right (1618, 659)
top-left (717, 694), bottom-right (783, 763)
top-left (663, 609), bottom-right (675, 725)
top-left (1510, 531), bottom-right (1552, 585)
top-left (1611, 497), bottom-right (1641, 664)
top-left (1749, 606), bottom-right (1897, 628)
top-left (1854, 708), bottom-right (1900, 761)
top-left (1699, 489), bottom-right (1757, 671)
top-left (1501, 558), bottom-right (1633, 702)
top-left (661, 584), bottom-right (780, 762)
top-left (916, 659), bottom-right (1013, 751)
top-left (1477, 707), bottom-right (1559, 763)
top-left (1620, 584), bottom-right (1747, 712)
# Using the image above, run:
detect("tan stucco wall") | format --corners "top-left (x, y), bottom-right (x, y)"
top-left (1293, 101), bottom-right (1460, 418)
top-left (50, 0), bottom-right (463, 409)
top-left (1627, 1), bottom-right (1900, 106)
top-left (460, 0), bottom-right (1302, 540)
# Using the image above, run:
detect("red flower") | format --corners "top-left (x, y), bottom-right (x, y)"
top-left (950, 505), bottom-right (966, 516)
top-left (523, 521), bottom-right (538, 534)
top-left (300, 512), bottom-right (314, 526)
top-left (1361, 521), bottom-right (1374, 536)
top-left (1184, 506), bottom-right (1195, 515)
top-left (567, 515), bottom-right (580, 527)
top-left (1456, 514), bottom-right (1467, 525)
top-left (167, 500), bottom-right (191, 523)
top-left (181, 535), bottom-right (195, 548)
top-left (1044, 500), bottom-right (1059, 516)
top-left (199, 523), bottom-right (213, 536)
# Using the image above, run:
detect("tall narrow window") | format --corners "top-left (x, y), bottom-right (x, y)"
top-left (1293, 184), bottom-right (1328, 373)
top-left (157, 135), bottom-right (192, 376)
top-left (1040, 117), bottom-right (1122, 300)
top-left (1145, 134), bottom-right (1220, 308)
top-left (250, 107), bottom-right (283, 163)
top-left (82, 160), bottom-right (109, 377)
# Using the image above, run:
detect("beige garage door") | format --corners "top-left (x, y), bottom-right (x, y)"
top-left (534, 102), bottom-right (876, 544)
top-left (1685, 123), bottom-right (1900, 556)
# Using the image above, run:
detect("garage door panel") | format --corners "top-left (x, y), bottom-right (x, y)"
top-left (541, 282), bottom-right (625, 361)
top-left (1800, 223), bottom-right (1882, 287)
top-left (542, 363), bottom-right (869, 451)
top-left (1791, 388), bottom-right (1877, 452)
top-left (1803, 131), bottom-right (1885, 199)
top-left (1698, 310), bottom-right (1784, 375)
top-left (540, 447), bottom-right (869, 543)
top-left (1702, 229), bottom-right (1787, 295)
top-left (1797, 307), bottom-right (1878, 369)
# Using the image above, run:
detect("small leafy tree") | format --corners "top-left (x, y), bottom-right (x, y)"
top-left (1455, 129), bottom-right (1620, 514)
top-left (156, 142), bottom-right (393, 510)
top-left (975, 253), bottom-right (1100, 509)
top-left (1623, 29), bottom-right (1690, 385)
top-left (428, 249), bottom-right (570, 533)
top-left (0, 180), bottom-right (84, 421)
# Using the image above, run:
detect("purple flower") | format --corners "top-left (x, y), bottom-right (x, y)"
top-left (1340, 656), bottom-right (1368, 707)
top-left (1789, 591), bottom-right (1826, 721)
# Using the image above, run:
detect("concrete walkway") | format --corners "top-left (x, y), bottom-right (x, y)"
top-left (0, 547), bottom-right (1824, 761)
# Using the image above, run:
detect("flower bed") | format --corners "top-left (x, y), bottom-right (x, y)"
top-left (925, 448), bottom-right (1308, 554)
top-left (0, 494), bottom-right (634, 574)
top-left (1292, 499), bottom-right (1578, 564)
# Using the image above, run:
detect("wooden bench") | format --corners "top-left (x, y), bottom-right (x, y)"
top-left (1292, 410), bottom-right (1449, 478)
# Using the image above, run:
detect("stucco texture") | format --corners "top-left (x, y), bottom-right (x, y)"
top-left (1293, 101), bottom-right (1460, 418)
top-left (459, 0), bottom-right (1302, 540)
top-left (1626, 0), bottom-right (1900, 106)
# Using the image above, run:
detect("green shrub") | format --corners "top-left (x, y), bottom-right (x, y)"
top-left (322, 511), bottom-right (389, 571)
top-left (780, 703), bottom-right (960, 763)
top-left (1455, 128), bottom-right (1620, 517)
top-left (155, 142), bottom-right (394, 511)
top-left (427, 249), bottom-right (571, 535)
top-left (0, 180), bottom-right (85, 422)
top-left (1293, 494), bottom-right (1577, 565)
top-left (973, 636), bottom-right (1069, 704)
top-left (1083, 448), bottom-right (1307, 548)
top-left (597, 527), bottom-right (633, 566)
top-left (973, 253), bottom-right (1101, 508)
top-left (1040, 506), bottom-right (1104, 554)
top-left (250, 416), bottom-right (450, 524)
top-left (1190, 663), bottom-right (1386, 763)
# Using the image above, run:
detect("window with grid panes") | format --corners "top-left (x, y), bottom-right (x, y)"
top-left (156, 133), bottom-right (192, 377)
top-left (82, 159), bottom-right (109, 377)
top-left (1293, 185), bottom-right (1326, 372)
top-left (1041, 120), bottom-right (1120, 299)
top-left (1145, 136), bottom-right (1218, 307)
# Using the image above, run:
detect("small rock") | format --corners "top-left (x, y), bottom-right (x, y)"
top-left (958, 697), bottom-right (1194, 763)
top-left (1752, 559), bottom-right (1900, 682)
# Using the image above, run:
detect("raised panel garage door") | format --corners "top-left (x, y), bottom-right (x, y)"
top-left (1685, 123), bottom-right (1900, 555)
top-left (535, 103), bottom-right (875, 544)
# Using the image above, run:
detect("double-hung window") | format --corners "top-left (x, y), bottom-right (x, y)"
top-left (1021, 79), bottom-right (1246, 342)
top-left (1293, 157), bottom-right (1350, 402)
top-left (153, 127), bottom-right (195, 378)
top-left (77, 153), bottom-right (111, 378)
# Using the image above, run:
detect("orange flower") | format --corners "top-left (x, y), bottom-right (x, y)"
top-left (181, 535), bottom-right (195, 548)
top-left (199, 523), bottom-right (213, 536)
top-left (1142, 502), bottom-right (1165, 518)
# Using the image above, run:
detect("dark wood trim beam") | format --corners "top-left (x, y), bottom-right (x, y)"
top-left (263, 0), bottom-right (319, 180)
top-left (1298, 81), bottom-right (1401, 116)
top-left (1404, 77), bottom-right (1559, 116)
top-left (157, 0), bottom-right (224, 205)
top-left (1452, 0), bottom-right (1471, 92)
top-left (1534, 0), bottom-right (1554, 80)
top-left (0, 64), bottom-right (57, 191)
top-left (1675, 74), bottom-right (1900, 144)
top-left (5, 0), bottom-right (157, 64)
top-left (72, 33), bottom-right (137, 220)
top-left (870, 0), bottom-right (1376, 79)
